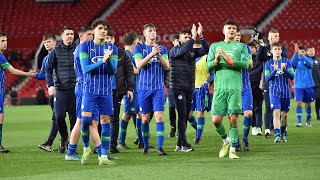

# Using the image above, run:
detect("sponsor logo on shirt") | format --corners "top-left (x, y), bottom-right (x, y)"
top-left (91, 56), bottom-right (104, 64)
top-left (148, 56), bottom-right (160, 64)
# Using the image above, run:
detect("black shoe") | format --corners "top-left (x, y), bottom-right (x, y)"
top-left (194, 138), bottom-right (201, 145)
top-left (133, 137), bottom-right (139, 145)
top-left (169, 127), bottom-right (176, 137)
top-left (142, 148), bottom-right (150, 155)
top-left (235, 144), bottom-right (241, 152)
top-left (138, 142), bottom-right (144, 149)
top-left (92, 149), bottom-right (98, 154)
top-left (242, 141), bottom-right (250, 152)
top-left (186, 143), bottom-right (194, 151)
top-left (38, 142), bottom-right (53, 152)
top-left (0, 145), bottom-right (9, 153)
top-left (58, 140), bottom-right (68, 154)
top-left (157, 148), bottom-right (167, 155)
top-left (110, 145), bottom-right (120, 153)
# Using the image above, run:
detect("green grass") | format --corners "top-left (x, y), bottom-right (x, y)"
top-left (0, 101), bottom-right (320, 180)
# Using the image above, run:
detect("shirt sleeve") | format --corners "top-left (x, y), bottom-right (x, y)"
top-left (134, 44), bottom-right (143, 60)
top-left (160, 45), bottom-right (168, 60)
top-left (206, 43), bottom-right (217, 71)
top-left (0, 54), bottom-right (11, 69)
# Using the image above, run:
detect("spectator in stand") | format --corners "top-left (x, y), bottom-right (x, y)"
top-left (306, 46), bottom-right (320, 120)
top-left (10, 88), bottom-right (18, 105)
top-left (36, 85), bottom-right (46, 105)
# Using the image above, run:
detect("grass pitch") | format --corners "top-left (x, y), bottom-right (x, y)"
top-left (0, 101), bottom-right (319, 179)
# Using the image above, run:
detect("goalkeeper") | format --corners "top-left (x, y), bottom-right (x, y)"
top-left (206, 20), bottom-right (250, 159)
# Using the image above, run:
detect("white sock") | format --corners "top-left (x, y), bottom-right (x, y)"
top-left (101, 155), bottom-right (108, 158)
top-left (223, 137), bottom-right (230, 145)
top-left (230, 146), bottom-right (235, 153)
top-left (84, 147), bottom-right (90, 151)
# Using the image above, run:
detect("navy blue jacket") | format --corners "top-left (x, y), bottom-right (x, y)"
top-left (46, 41), bottom-right (77, 90)
top-left (169, 37), bottom-right (209, 92)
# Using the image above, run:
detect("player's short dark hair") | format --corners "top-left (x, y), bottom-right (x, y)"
top-left (143, 23), bottom-right (156, 31)
top-left (0, 32), bottom-right (7, 38)
top-left (224, 19), bottom-right (238, 27)
top-left (42, 33), bottom-right (56, 41)
top-left (78, 25), bottom-right (92, 34)
top-left (236, 27), bottom-right (240, 33)
top-left (170, 34), bottom-right (179, 41)
top-left (306, 45), bottom-right (315, 51)
top-left (107, 30), bottom-right (115, 37)
top-left (268, 28), bottom-right (279, 34)
top-left (123, 31), bottom-right (138, 46)
top-left (91, 19), bottom-right (110, 30)
top-left (247, 42), bottom-right (256, 47)
top-left (179, 29), bottom-right (191, 36)
top-left (271, 42), bottom-right (282, 48)
top-left (298, 46), bottom-right (305, 50)
top-left (60, 26), bottom-right (74, 34)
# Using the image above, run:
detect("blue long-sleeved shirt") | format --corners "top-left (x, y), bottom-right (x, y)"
top-left (291, 52), bottom-right (314, 88)
top-left (265, 57), bottom-right (294, 98)
top-left (36, 53), bottom-right (50, 80)
top-left (80, 40), bottom-right (118, 96)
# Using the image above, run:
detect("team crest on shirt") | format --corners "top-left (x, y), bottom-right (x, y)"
top-left (233, 46), bottom-right (238, 50)
top-left (315, 60), bottom-right (318, 64)
top-left (91, 56), bottom-right (104, 64)
top-left (275, 69), bottom-right (284, 76)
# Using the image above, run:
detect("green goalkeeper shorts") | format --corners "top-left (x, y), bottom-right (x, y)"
top-left (211, 90), bottom-right (242, 116)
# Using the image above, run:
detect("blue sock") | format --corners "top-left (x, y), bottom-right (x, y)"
top-left (136, 118), bottom-right (143, 144)
top-left (196, 117), bottom-right (205, 140)
top-left (156, 122), bottom-right (164, 150)
top-left (280, 126), bottom-right (286, 135)
top-left (236, 136), bottom-right (240, 146)
top-left (0, 124), bottom-right (2, 145)
top-left (119, 120), bottom-right (129, 145)
top-left (81, 116), bottom-right (91, 148)
top-left (95, 144), bottom-right (101, 158)
top-left (67, 144), bottom-right (77, 156)
top-left (274, 128), bottom-right (281, 137)
top-left (141, 123), bottom-right (149, 148)
top-left (188, 116), bottom-right (197, 130)
top-left (101, 123), bottom-right (110, 156)
top-left (243, 116), bottom-right (252, 142)
top-left (296, 106), bottom-right (302, 123)
top-left (306, 106), bottom-right (311, 122)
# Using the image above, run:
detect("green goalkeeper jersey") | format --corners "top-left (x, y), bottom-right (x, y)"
top-left (206, 41), bottom-right (250, 91)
